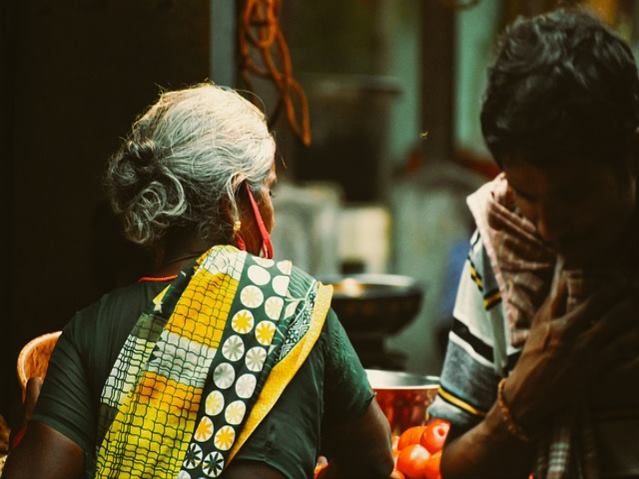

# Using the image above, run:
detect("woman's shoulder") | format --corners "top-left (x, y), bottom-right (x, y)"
top-left (68, 281), bottom-right (164, 335)
top-left (62, 281), bottom-right (169, 375)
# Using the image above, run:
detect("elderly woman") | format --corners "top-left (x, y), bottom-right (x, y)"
top-left (3, 84), bottom-right (392, 479)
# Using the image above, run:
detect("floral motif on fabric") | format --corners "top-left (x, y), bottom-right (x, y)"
top-left (205, 390), bottom-right (225, 416)
top-left (264, 296), bottom-right (284, 321)
top-left (245, 346), bottom-right (267, 372)
top-left (235, 374), bottom-right (257, 399)
top-left (202, 451), bottom-right (224, 478)
top-left (214, 426), bottom-right (235, 451)
top-left (248, 265), bottom-right (271, 285)
top-left (221, 335), bottom-right (244, 362)
top-left (224, 400), bottom-right (246, 425)
top-left (252, 257), bottom-right (275, 268)
top-left (255, 320), bottom-right (276, 346)
top-left (231, 310), bottom-right (254, 334)
top-left (272, 275), bottom-right (290, 296)
top-left (182, 443), bottom-right (203, 470)
top-left (276, 260), bottom-right (292, 275)
top-left (194, 416), bottom-right (214, 442)
top-left (278, 287), bottom-right (316, 361)
top-left (240, 285), bottom-right (264, 308)
top-left (213, 363), bottom-right (235, 389)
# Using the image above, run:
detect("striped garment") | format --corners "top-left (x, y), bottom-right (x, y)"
top-left (428, 174), bottom-right (639, 479)
top-left (428, 229), bottom-right (520, 435)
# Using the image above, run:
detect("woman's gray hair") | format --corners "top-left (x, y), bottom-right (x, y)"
top-left (105, 83), bottom-right (275, 246)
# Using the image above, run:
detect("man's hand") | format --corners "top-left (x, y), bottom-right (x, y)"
top-left (502, 281), bottom-right (638, 436)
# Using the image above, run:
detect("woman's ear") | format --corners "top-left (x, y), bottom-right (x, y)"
top-left (220, 195), bottom-right (237, 225)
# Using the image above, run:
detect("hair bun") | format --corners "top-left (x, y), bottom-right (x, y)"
top-left (124, 138), bottom-right (159, 179)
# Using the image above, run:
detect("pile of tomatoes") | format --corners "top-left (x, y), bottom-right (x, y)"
top-left (391, 418), bottom-right (450, 479)
top-left (313, 418), bottom-right (450, 479)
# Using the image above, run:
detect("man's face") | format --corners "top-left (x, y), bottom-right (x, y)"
top-left (502, 154), bottom-right (637, 267)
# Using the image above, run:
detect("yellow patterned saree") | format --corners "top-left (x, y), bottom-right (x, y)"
top-left (93, 245), bottom-right (332, 478)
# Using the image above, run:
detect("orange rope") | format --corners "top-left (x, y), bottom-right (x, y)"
top-left (239, 0), bottom-right (312, 146)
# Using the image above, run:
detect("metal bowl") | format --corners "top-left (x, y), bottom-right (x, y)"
top-left (366, 369), bottom-right (439, 434)
top-left (320, 274), bottom-right (424, 336)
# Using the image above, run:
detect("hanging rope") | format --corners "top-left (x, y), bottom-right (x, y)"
top-left (238, 0), bottom-right (312, 146)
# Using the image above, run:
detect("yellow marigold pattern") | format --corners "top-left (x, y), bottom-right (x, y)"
top-left (194, 416), bottom-right (214, 442)
top-left (214, 426), bottom-right (235, 451)
top-left (255, 321), bottom-right (276, 346)
top-left (231, 310), bottom-right (254, 334)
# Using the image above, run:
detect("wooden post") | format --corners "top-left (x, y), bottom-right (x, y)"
top-left (420, 0), bottom-right (456, 163)
top-left (211, 0), bottom-right (237, 86)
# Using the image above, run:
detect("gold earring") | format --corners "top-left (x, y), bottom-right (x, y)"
top-left (233, 220), bottom-right (242, 233)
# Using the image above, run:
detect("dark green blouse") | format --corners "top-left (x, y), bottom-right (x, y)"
top-left (32, 279), bottom-right (373, 479)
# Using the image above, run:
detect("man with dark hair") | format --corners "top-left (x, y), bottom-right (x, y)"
top-left (428, 9), bottom-right (639, 478)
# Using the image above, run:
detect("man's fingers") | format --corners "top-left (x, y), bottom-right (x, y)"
top-left (550, 276), bottom-right (569, 317)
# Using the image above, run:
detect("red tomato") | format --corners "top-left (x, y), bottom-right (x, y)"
top-left (398, 425), bottom-right (427, 450)
top-left (396, 443), bottom-right (430, 479)
top-left (420, 419), bottom-right (450, 453)
top-left (423, 450), bottom-right (442, 479)
top-left (429, 418), bottom-right (451, 428)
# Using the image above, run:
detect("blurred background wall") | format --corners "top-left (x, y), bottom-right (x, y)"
top-left (3, 0), bottom-right (639, 426)
top-left (1, 0), bottom-right (210, 425)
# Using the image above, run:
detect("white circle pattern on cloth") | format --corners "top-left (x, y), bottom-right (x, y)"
top-left (240, 285), bottom-right (264, 308)
top-left (205, 390), bottom-right (225, 416)
top-left (231, 310), bottom-right (254, 334)
top-left (247, 265), bottom-right (271, 285)
top-left (276, 260), bottom-right (292, 274)
top-left (272, 275), bottom-right (290, 296)
top-left (180, 253), bottom-right (296, 479)
top-left (252, 257), bottom-right (275, 268)
top-left (264, 296), bottom-right (284, 320)
top-left (213, 363), bottom-right (235, 389)
top-left (255, 320), bottom-right (276, 346)
top-left (245, 346), bottom-right (267, 372)
top-left (194, 416), bottom-right (214, 442)
top-left (224, 400), bottom-right (247, 425)
top-left (202, 451), bottom-right (224, 477)
top-left (235, 373), bottom-right (257, 399)
top-left (182, 443), bottom-right (203, 470)
top-left (214, 425), bottom-right (236, 451)
top-left (221, 335), bottom-right (245, 362)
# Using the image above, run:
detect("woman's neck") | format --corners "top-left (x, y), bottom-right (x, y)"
top-left (152, 235), bottom-right (216, 277)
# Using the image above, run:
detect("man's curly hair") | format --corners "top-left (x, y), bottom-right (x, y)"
top-left (481, 8), bottom-right (639, 168)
